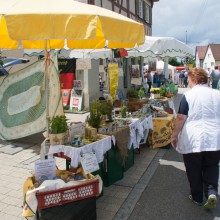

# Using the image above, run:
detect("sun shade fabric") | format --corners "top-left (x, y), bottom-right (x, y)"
top-left (0, 0), bottom-right (145, 49)
top-left (0, 55), bottom-right (63, 140)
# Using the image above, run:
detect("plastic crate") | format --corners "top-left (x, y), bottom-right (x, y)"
top-left (38, 197), bottom-right (96, 220)
top-left (36, 179), bottom-right (99, 210)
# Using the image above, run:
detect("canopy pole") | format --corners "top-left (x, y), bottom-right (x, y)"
top-left (44, 40), bottom-right (50, 138)
top-left (164, 57), bottom-right (169, 79)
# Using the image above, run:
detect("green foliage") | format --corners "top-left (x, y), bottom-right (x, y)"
top-left (160, 85), bottom-right (167, 96)
top-left (50, 115), bottom-right (68, 134)
top-left (0, 51), bottom-right (3, 66)
top-left (127, 89), bottom-right (139, 98)
top-left (99, 100), bottom-right (114, 122)
top-left (88, 100), bottom-right (102, 129)
top-left (120, 105), bottom-right (127, 118)
top-left (138, 89), bottom-right (145, 99)
top-left (168, 57), bottom-right (182, 66)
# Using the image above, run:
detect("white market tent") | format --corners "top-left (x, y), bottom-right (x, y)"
top-left (127, 36), bottom-right (194, 79)
top-left (24, 48), bottom-right (113, 60)
top-left (127, 36), bottom-right (194, 58)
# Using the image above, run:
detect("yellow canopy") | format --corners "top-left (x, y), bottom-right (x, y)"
top-left (0, 0), bottom-right (145, 49)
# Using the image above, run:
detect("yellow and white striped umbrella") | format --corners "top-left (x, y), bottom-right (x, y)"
top-left (0, 0), bottom-right (145, 49)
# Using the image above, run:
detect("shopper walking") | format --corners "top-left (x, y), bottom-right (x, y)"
top-left (144, 69), bottom-right (152, 94)
top-left (184, 71), bottom-right (188, 88)
top-left (179, 71), bottom-right (184, 87)
top-left (171, 67), bottom-right (220, 209)
top-left (211, 66), bottom-right (220, 89)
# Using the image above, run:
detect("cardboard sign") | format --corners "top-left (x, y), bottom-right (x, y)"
top-left (34, 158), bottom-right (56, 180)
top-left (80, 152), bottom-right (99, 174)
top-left (131, 77), bottom-right (142, 85)
top-left (69, 89), bottom-right (83, 111)
top-left (70, 96), bottom-right (83, 110)
top-left (76, 59), bottom-right (91, 70)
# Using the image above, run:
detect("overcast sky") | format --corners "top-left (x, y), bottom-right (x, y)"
top-left (152, 0), bottom-right (220, 47)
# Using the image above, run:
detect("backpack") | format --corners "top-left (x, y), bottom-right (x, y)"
top-left (179, 72), bottom-right (184, 78)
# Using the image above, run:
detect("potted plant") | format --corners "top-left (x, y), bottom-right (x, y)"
top-left (150, 88), bottom-right (160, 99)
top-left (120, 105), bottom-right (127, 118)
top-left (99, 100), bottom-right (114, 122)
top-left (159, 85), bottom-right (167, 97)
top-left (88, 100), bottom-right (102, 129)
top-left (127, 88), bottom-right (139, 100)
top-left (49, 115), bottom-right (69, 145)
top-left (138, 89), bottom-right (145, 99)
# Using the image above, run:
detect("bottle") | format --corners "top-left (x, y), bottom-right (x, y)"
top-left (40, 138), bottom-right (50, 160)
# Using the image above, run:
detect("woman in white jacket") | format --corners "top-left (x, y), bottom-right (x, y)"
top-left (171, 67), bottom-right (220, 209)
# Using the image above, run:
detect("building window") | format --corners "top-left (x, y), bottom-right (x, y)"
top-left (145, 5), bottom-right (150, 23)
top-left (211, 62), bottom-right (214, 67)
top-left (208, 53), bottom-right (211, 58)
top-left (138, 0), bottom-right (143, 19)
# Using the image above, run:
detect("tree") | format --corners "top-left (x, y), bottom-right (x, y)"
top-left (168, 57), bottom-right (182, 66)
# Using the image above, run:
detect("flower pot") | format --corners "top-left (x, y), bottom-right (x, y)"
top-left (49, 132), bottom-right (67, 145)
top-left (151, 93), bottom-right (160, 99)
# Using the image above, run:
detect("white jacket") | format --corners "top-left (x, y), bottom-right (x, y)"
top-left (176, 85), bottom-right (220, 154)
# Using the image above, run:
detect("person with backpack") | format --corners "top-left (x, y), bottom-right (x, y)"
top-left (179, 71), bottom-right (184, 87)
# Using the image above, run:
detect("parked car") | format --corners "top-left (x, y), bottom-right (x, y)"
top-left (0, 57), bottom-right (29, 76)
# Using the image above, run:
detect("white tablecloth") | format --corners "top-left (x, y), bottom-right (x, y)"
top-left (49, 136), bottom-right (112, 168)
top-left (128, 115), bottom-right (153, 149)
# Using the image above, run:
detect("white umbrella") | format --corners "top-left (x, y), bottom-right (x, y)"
top-left (127, 36), bottom-right (194, 79)
top-left (127, 36), bottom-right (194, 58)
top-left (0, 0), bottom-right (145, 138)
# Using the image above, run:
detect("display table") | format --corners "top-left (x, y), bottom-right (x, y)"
top-left (49, 135), bottom-right (112, 168)
top-left (147, 114), bottom-right (174, 149)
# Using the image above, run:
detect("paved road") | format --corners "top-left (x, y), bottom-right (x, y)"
top-left (127, 88), bottom-right (220, 220)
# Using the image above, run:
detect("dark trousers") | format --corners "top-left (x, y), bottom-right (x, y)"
top-left (147, 82), bottom-right (152, 93)
top-left (183, 151), bottom-right (220, 203)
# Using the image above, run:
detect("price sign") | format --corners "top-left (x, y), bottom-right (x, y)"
top-left (80, 152), bottom-right (99, 174)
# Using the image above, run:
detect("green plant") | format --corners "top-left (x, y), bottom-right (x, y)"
top-left (99, 100), bottom-right (114, 122)
top-left (138, 89), bottom-right (145, 99)
top-left (50, 115), bottom-right (68, 134)
top-left (120, 105), bottom-right (127, 118)
top-left (160, 85), bottom-right (167, 97)
top-left (88, 100), bottom-right (102, 129)
top-left (127, 89), bottom-right (139, 98)
top-left (150, 88), bottom-right (160, 94)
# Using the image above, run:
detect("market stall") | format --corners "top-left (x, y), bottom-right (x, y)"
top-left (0, 1), bottom-right (146, 218)
top-left (147, 114), bottom-right (174, 149)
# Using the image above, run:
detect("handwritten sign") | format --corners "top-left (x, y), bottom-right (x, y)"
top-left (131, 77), bottom-right (142, 85)
top-left (76, 59), bottom-right (91, 70)
top-left (80, 152), bottom-right (99, 174)
top-left (34, 158), bottom-right (56, 180)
